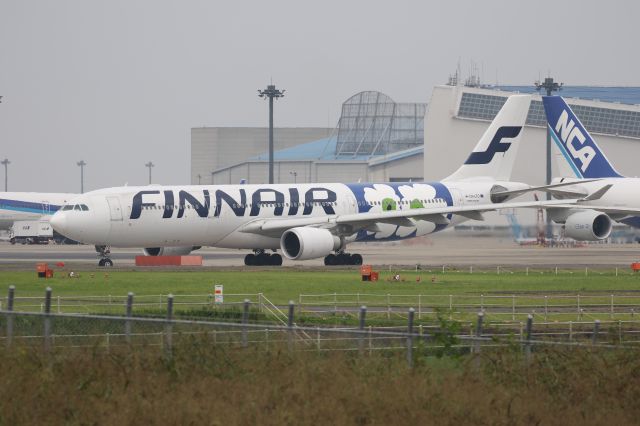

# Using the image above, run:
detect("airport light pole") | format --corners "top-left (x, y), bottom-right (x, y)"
top-left (258, 84), bottom-right (285, 184)
top-left (77, 160), bottom-right (86, 194)
top-left (211, 171), bottom-right (214, 184)
top-left (145, 161), bottom-right (154, 184)
top-left (1, 158), bottom-right (9, 191)
top-left (197, 174), bottom-right (202, 185)
top-left (289, 170), bottom-right (297, 183)
top-left (535, 76), bottom-right (563, 239)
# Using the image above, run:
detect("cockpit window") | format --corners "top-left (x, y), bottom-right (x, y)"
top-left (80, 204), bottom-right (89, 211)
top-left (74, 205), bottom-right (82, 211)
top-left (62, 205), bottom-right (74, 211)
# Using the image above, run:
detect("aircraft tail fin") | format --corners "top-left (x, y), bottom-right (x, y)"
top-left (444, 94), bottom-right (531, 182)
top-left (542, 96), bottom-right (623, 179)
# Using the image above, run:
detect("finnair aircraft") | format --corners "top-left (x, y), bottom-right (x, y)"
top-left (541, 95), bottom-right (640, 238)
top-left (50, 95), bottom-right (575, 267)
top-left (0, 192), bottom-right (75, 230)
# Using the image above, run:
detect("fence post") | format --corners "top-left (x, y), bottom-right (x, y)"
top-left (258, 293), bottom-right (263, 313)
top-left (474, 312), bottom-right (484, 354)
top-left (512, 295), bottom-right (516, 321)
top-left (387, 294), bottom-right (391, 320)
top-left (334, 293), bottom-right (337, 315)
top-left (577, 295), bottom-right (581, 319)
top-left (6, 286), bottom-right (15, 348)
top-left (480, 294), bottom-right (484, 312)
top-left (418, 295), bottom-right (421, 320)
top-left (125, 292), bottom-right (134, 344)
top-left (242, 299), bottom-right (250, 348)
top-left (165, 294), bottom-right (174, 357)
top-left (358, 306), bottom-right (366, 354)
top-left (407, 308), bottom-right (415, 368)
top-left (569, 321), bottom-right (573, 342)
top-left (288, 301), bottom-right (295, 351)
top-left (525, 314), bottom-right (533, 362)
top-left (592, 319), bottom-right (600, 345)
top-left (57, 296), bottom-right (61, 314)
top-left (44, 287), bottom-right (52, 352)
top-left (610, 294), bottom-right (614, 319)
top-left (544, 296), bottom-right (548, 321)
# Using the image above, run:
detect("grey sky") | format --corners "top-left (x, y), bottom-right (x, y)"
top-left (1, 0), bottom-right (638, 192)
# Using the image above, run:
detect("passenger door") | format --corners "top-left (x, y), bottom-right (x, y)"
top-left (106, 196), bottom-right (123, 221)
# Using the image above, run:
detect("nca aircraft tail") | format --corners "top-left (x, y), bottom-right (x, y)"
top-left (542, 96), bottom-right (623, 179)
top-left (444, 94), bottom-right (531, 182)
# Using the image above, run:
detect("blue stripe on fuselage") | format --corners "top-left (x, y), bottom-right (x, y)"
top-left (346, 182), bottom-right (453, 242)
top-left (0, 198), bottom-right (61, 215)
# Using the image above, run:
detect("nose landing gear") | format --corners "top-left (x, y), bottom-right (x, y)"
top-left (95, 245), bottom-right (114, 267)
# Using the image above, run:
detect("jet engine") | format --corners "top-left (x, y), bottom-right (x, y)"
top-left (280, 227), bottom-right (341, 260)
top-left (143, 246), bottom-right (201, 256)
top-left (564, 210), bottom-right (612, 241)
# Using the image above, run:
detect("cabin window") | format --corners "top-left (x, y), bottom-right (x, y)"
top-left (62, 205), bottom-right (74, 211)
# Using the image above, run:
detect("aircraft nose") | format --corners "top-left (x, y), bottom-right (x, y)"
top-left (50, 211), bottom-right (67, 234)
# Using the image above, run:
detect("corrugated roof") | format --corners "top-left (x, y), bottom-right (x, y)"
top-left (495, 86), bottom-right (640, 105)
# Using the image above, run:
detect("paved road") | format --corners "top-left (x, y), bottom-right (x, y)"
top-left (1, 233), bottom-right (639, 270)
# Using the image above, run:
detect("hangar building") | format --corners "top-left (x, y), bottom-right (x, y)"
top-left (191, 91), bottom-right (426, 185)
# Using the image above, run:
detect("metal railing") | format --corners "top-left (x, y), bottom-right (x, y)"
top-left (2, 286), bottom-right (639, 368)
top-left (298, 292), bottom-right (640, 321)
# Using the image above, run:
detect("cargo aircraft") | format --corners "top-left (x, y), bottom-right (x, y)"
top-left (50, 95), bottom-right (586, 267)
top-left (541, 96), bottom-right (640, 238)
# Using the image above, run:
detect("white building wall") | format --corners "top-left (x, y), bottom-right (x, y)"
top-left (424, 85), bottom-right (640, 225)
top-left (191, 127), bottom-right (332, 184)
top-left (369, 155), bottom-right (424, 182)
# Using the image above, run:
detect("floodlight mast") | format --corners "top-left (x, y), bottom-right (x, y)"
top-left (1, 158), bottom-right (9, 191)
top-left (258, 84), bottom-right (285, 184)
top-left (77, 160), bottom-right (86, 194)
top-left (145, 161), bottom-right (155, 184)
top-left (535, 76), bottom-right (563, 239)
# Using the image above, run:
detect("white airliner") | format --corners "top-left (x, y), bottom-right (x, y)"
top-left (49, 95), bottom-right (581, 267)
top-left (0, 192), bottom-right (75, 230)
top-left (541, 96), bottom-right (640, 239)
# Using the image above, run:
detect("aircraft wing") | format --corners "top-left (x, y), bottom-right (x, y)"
top-left (491, 179), bottom-right (601, 199)
top-left (238, 198), bottom-right (580, 237)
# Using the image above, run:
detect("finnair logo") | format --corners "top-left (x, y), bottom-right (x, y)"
top-left (465, 126), bottom-right (521, 165)
top-left (554, 110), bottom-right (596, 173)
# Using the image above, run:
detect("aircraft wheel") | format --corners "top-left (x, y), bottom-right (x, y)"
top-left (244, 254), bottom-right (255, 266)
top-left (98, 259), bottom-right (105, 267)
top-left (351, 254), bottom-right (363, 265)
top-left (271, 254), bottom-right (283, 266)
top-left (324, 254), bottom-right (336, 266)
top-left (102, 259), bottom-right (114, 267)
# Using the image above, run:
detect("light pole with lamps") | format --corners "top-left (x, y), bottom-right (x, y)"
top-left (145, 161), bottom-right (154, 184)
top-left (1, 158), bottom-right (9, 191)
top-left (77, 160), bottom-right (86, 193)
top-left (258, 84), bottom-right (285, 184)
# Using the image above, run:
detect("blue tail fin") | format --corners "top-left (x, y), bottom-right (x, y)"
top-left (542, 96), bottom-right (622, 178)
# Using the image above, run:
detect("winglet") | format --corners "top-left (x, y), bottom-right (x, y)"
top-left (581, 184), bottom-right (613, 202)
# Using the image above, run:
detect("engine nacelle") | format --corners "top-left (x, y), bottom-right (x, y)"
top-left (143, 246), bottom-right (200, 256)
top-left (280, 227), bottom-right (341, 260)
top-left (564, 211), bottom-right (612, 241)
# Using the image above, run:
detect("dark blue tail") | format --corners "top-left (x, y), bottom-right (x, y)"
top-left (542, 96), bottom-right (623, 178)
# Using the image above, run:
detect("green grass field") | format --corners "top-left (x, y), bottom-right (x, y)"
top-left (2, 269), bottom-right (640, 301)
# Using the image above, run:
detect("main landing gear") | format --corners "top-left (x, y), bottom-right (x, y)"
top-left (95, 245), bottom-right (114, 267)
top-left (324, 252), bottom-right (363, 266)
top-left (244, 249), bottom-right (283, 266)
